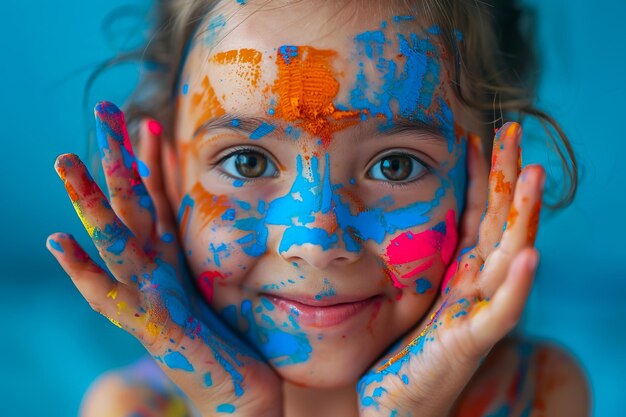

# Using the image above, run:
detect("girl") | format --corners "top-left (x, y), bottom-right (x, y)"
top-left (47, 0), bottom-right (589, 416)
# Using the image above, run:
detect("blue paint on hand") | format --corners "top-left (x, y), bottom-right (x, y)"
top-left (163, 351), bottom-right (194, 372)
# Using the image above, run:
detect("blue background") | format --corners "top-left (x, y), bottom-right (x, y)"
top-left (1, 0), bottom-right (624, 415)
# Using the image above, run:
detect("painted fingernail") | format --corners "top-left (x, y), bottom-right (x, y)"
top-left (496, 121), bottom-right (522, 143)
top-left (47, 237), bottom-right (64, 253)
top-left (147, 119), bottom-right (163, 136)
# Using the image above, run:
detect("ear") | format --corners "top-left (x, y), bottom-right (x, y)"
top-left (455, 132), bottom-right (490, 255)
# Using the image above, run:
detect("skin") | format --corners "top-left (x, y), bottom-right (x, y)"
top-left (47, 1), bottom-right (589, 416)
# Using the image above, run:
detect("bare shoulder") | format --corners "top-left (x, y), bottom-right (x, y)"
top-left (80, 357), bottom-right (197, 417)
top-left (451, 337), bottom-right (590, 417)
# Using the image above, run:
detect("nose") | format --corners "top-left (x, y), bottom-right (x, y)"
top-left (279, 226), bottom-right (360, 269)
top-left (273, 153), bottom-right (361, 269)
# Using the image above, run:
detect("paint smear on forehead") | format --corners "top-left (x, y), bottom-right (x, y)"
top-left (272, 45), bottom-right (361, 145)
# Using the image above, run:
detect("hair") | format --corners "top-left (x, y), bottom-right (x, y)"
top-left (86, 0), bottom-right (578, 209)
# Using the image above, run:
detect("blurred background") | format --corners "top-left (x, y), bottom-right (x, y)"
top-left (1, 0), bottom-right (624, 415)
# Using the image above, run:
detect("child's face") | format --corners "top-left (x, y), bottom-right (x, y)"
top-left (171, 1), bottom-right (475, 387)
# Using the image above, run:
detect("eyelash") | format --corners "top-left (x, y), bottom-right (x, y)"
top-left (210, 147), bottom-right (431, 188)
top-left (212, 145), bottom-right (278, 183)
top-left (366, 151), bottom-right (432, 189)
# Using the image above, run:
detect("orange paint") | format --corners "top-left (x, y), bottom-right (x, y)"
top-left (210, 48), bottom-right (263, 90)
top-left (190, 182), bottom-right (231, 230)
top-left (527, 200), bottom-right (542, 244)
top-left (191, 75), bottom-right (226, 132)
top-left (507, 204), bottom-right (519, 229)
top-left (272, 46), bottom-right (361, 145)
top-left (493, 170), bottom-right (512, 194)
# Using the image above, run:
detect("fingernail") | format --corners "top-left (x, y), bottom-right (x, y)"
top-left (47, 237), bottom-right (64, 253)
top-left (496, 122), bottom-right (522, 145)
top-left (147, 119), bottom-right (163, 136)
top-left (94, 101), bottom-right (126, 153)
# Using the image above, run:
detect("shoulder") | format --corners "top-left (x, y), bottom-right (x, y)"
top-left (80, 357), bottom-right (197, 417)
top-left (451, 337), bottom-right (590, 417)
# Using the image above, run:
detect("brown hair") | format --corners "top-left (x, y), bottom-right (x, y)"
top-left (88, 0), bottom-right (578, 209)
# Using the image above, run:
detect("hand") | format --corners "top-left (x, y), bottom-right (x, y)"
top-left (47, 102), bottom-right (282, 417)
top-left (357, 122), bottom-right (545, 417)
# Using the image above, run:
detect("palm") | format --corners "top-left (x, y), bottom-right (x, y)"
top-left (48, 102), bottom-right (282, 417)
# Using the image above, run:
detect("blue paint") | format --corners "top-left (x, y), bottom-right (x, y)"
top-left (315, 278), bottom-right (336, 301)
top-left (393, 15), bottom-right (415, 22)
top-left (163, 351), bottom-right (194, 372)
top-left (415, 278), bottom-right (432, 294)
top-left (148, 259), bottom-right (253, 397)
top-left (401, 374), bottom-right (409, 384)
top-left (260, 297), bottom-right (275, 311)
top-left (137, 159), bottom-right (150, 177)
top-left (216, 403), bottom-right (236, 413)
top-left (182, 83), bottom-right (188, 95)
top-left (205, 14), bottom-right (226, 46)
top-left (231, 118), bottom-right (241, 127)
top-left (249, 122), bottom-right (275, 140)
top-left (233, 179), bottom-right (244, 187)
top-left (347, 28), bottom-right (455, 145)
top-left (161, 233), bottom-right (174, 243)
top-left (222, 208), bottom-right (236, 221)
top-left (278, 227), bottom-right (338, 253)
top-left (101, 220), bottom-right (130, 256)
top-left (210, 242), bottom-right (228, 267)
top-left (240, 299), bottom-right (311, 367)
top-left (48, 239), bottom-right (63, 252)
top-left (278, 45), bottom-right (298, 64)
top-left (204, 372), bottom-right (213, 387)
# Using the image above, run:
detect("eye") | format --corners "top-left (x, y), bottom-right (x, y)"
top-left (368, 153), bottom-right (428, 182)
top-left (220, 149), bottom-right (278, 179)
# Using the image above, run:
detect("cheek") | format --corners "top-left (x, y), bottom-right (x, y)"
top-left (381, 208), bottom-right (459, 295)
top-left (178, 182), bottom-right (267, 304)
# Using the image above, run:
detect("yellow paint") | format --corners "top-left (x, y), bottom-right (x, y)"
top-left (106, 287), bottom-right (118, 300)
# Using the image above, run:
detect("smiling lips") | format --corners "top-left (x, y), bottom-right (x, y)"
top-left (265, 293), bottom-right (382, 328)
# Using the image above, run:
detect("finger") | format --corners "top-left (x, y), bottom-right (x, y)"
top-left (455, 132), bottom-right (489, 254)
top-left (137, 118), bottom-right (177, 237)
top-left (477, 164), bottom-right (545, 296)
top-left (469, 248), bottom-right (538, 352)
top-left (55, 153), bottom-right (151, 284)
top-left (95, 101), bottom-right (156, 244)
top-left (46, 232), bottom-right (143, 330)
top-left (475, 122), bottom-right (522, 261)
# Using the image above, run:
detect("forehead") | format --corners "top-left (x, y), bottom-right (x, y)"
top-left (176, 1), bottom-right (457, 142)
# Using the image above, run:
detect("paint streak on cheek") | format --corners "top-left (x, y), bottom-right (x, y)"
top-left (384, 209), bottom-right (458, 290)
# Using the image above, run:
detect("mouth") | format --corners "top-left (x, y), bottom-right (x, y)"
top-left (262, 293), bottom-right (383, 328)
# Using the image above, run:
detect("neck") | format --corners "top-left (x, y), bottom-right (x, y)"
top-left (283, 380), bottom-right (359, 417)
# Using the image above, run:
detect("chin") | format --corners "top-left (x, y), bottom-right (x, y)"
top-left (270, 345), bottom-right (376, 389)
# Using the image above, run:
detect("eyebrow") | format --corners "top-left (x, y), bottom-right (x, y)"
top-left (374, 118), bottom-right (449, 145)
top-left (194, 113), bottom-right (449, 145)
top-left (194, 114), bottom-right (286, 140)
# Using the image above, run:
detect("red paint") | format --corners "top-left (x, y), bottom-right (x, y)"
top-left (197, 271), bottom-right (225, 304)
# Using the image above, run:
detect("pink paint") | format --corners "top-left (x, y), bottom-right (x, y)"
top-left (147, 119), bottom-right (163, 136)
top-left (197, 271), bottom-right (224, 304)
top-left (385, 209), bottom-right (458, 282)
